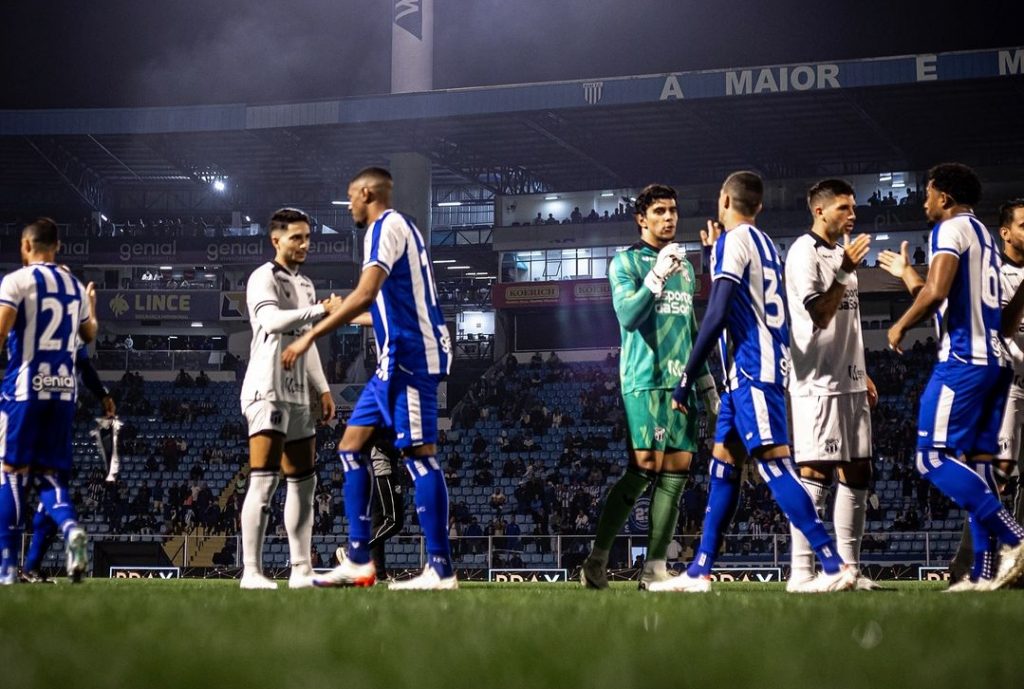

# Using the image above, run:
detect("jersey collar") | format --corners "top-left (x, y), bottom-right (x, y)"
top-left (272, 260), bottom-right (297, 276)
top-left (1003, 252), bottom-right (1024, 269)
top-left (806, 229), bottom-right (835, 249)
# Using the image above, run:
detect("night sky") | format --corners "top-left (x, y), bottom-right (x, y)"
top-left (2, 0), bottom-right (1022, 109)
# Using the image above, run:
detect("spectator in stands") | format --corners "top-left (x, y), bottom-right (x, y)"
top-left (465, 517), bottom-right (483, 554)
top-left (175, 368), bottom-right (193, 387)
top-left (490, 487), bottom-right (508, 510)
top-left (195, 370), bottom-right (210, 387)
top-left (587, 209), bottom-right (599, 222)
top-left (533, 212), bottom-right (544, 226)
top-left (571, 207), bottom-right (583, 223)
top-left (545, 213), bottom-right (558, 225)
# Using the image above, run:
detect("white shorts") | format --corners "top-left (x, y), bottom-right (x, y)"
top-left (997, 393), bottom-right (1024, 462)
top-left (242, 400), bottom-right (314, 442)
top-left (790, 391), bottom-right (872, 464)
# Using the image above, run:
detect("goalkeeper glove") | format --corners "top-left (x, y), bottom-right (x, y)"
top-left (643, 242), bottom-right (687, 297)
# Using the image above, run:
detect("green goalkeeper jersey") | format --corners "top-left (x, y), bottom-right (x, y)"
top-left (609, 241), bottom-right (707, 393)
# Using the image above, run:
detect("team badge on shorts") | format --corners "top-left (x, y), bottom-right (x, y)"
top-left (824, 438), bottom-right (840, 455)
top-left (654, 427), bottom-right (666, 443)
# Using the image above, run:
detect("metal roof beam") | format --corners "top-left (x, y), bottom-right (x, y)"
top-left (23, 136), bottom-right (107, 212)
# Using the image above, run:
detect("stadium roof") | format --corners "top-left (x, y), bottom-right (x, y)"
top-left (1, 45), bottom-right (1022, 206)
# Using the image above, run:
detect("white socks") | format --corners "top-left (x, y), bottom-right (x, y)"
top-left (241, 470), bottom-right (280, 575)
top-left (789, 479), bottom-right (829, 582)
top-left (285, 472), bottom-right (317, 574)
top-left (834, 483), bottom-right (867, 569)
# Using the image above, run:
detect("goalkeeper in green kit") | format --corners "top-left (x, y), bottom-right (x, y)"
top-left (581, 184), bottom-right (719, 590)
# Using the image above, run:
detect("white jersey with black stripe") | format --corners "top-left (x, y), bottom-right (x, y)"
top-left (1000, 254), bottom-right (1024, 398)
top-left (784, 232), bottom-right (867, 396)
top-left (241, 261), bottom-right (324, 405)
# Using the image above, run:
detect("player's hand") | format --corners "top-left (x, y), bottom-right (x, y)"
top-left (321, 293), bottom-right (343, 315)
top-left (281, 334), bottom-right (313, 370)
top-left (655, 242), bottom-right (686, 276)
top-left (865, 375), bottom-right (878, 409)
top-left (840, 234), bottom-right (872, 272)
top-left (671, 376), bottom-right (691, 415)
top-left (645, 242), bottom-right (685, 295)
top-left (877, 241), bottom-right (910, 279)
top-left (85, 281), bottom-right (97, 310)
top-left (101, 395), bottom-right (117, 418)
top-left (320, 391), bottom-right (336, 422)
top-left (700, 219), bottom-right (723, 247)
top-left (887, 322), bottom-right (906, 355)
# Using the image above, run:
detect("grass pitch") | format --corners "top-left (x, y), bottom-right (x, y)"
top-left (1, 579), bottom-right (1020, 689)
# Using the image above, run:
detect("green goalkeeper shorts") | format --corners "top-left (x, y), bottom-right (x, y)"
top-left (622, 388), bottom-right (698, 453)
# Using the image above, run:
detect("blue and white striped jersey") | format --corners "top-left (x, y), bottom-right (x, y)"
top-left (930, 212), bottom-right (1008, 368)
top-left (711, 224), bottom-right (791, 389)
top-left (363, 210), bottom-right (451, 381)
top-left (0, 263), bottom-right (90, 402)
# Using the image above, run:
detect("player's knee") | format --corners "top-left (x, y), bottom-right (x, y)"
top-left (837, 459), bottom-right (872, 490)
top-left (799, 463), bottom-right (833, 485)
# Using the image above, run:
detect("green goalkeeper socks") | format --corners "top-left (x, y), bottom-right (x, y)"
top-left (592, 467), bottom-right (653, 554)
top-left (648, 471), bottom-right (687, 561)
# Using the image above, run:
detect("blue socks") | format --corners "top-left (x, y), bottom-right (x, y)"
top-left (967, 461), bottom-right (999, 581)
top-left (758, 457), bottom-right (844, 574)
top-left (35, 473), bottom-right (79, 540)
top-left (687, 459), bottom-right (740, 578)
top-left (918, 450), bottom-right (1024, 547)
top-left (405, 456), bottom-right (454, 578)
top-left (24, 504), bottom-right (57, 572)
top-left (0, 472), bottom-right (27, 580)
top-left (339, 451), bottom-right (374, 565)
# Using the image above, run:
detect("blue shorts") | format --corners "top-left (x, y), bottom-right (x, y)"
top-left (347, 371), bottom-right (440, 450)
top-left (917, 361), bottom-right (1011, 456)
top-left (715, 381), bottom-right (790, 453)
top-left (0, 399), bottom-right (76, 471)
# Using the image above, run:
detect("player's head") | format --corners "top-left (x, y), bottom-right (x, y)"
top-left (20, 217), bottom-right (60, 264)
top-left (719, 171), bottom-right (763, 225)
top-left (634, 184), bottom-right (678, 246)
top-left (999, 198), bottom-right (1024, 259)
top-left (348, 167), bottom-right (393, 229)
top-left (924, 163), bottom-right (981, 223)
top-left (267, 207), bottom-right (312, 268)
top-left (807, 179), bottom-right (857, 241)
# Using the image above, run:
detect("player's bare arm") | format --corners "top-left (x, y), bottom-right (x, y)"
top-left (79, 281), bottom-right (99, 344)
top-left (878, 240), bottom-right (925, 296)
top-left (0, 303), bottom-right (16, 347)
top-left (282, 266), bottom-right (387, 369)
top-left (888, 252), bottom-right (958, 353)
top-left (805, 234), bottom-right (871, 329)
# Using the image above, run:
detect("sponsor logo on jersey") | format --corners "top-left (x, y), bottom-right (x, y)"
top-left (32, 373), bottom-right (75, 394)
top-left (847, 365), bottom-right (865, 381)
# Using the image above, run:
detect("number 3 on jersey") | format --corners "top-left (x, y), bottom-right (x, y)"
top-left (39, 297), bottom-right (80, 352)
top-left (763, 271), bottom-right (785, 329)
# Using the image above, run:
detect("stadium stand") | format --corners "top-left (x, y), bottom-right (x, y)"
top-left (26, 336), bottom-right (987, 576)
